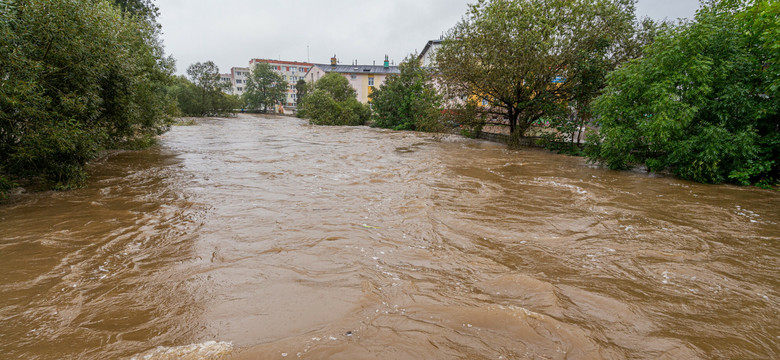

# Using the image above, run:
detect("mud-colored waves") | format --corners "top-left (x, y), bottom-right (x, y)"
top-left (1, 114), bottom-right (778, 359)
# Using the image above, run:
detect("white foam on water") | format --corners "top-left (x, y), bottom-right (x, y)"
top-left (131, 341), bottom-right (233, 360)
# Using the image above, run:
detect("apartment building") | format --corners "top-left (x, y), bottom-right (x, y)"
top-left (230, 67), bottom-right (249, 96)
top-left (248, 59), bottom-right (313, 109)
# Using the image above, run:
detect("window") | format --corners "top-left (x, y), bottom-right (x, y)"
top-left (350, 75), bottom-right (357, 80)
top-left (286, 67), bottom-right (290, 71)
top-left (236, 71), bottom-right (241, 76)
top-left (283, 75), bottom-right (287, 80)
top-left (236, 79), bottom-right (242, 84)
top-left (237, 87), bottom-right (243, 91)
top-left (368, 77), bottom-right (374, 86)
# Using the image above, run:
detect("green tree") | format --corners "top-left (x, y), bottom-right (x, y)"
top-left (109, 0), bottom-right (159, 20)
top-left (0, 0), bottom-right (176, 193)
top-left (311, 72), bottom-right (356, 102)
top-left (436, 0), bottom-right (639, 138)
top-left (295, 79), bottom-right (310, 100)
top-left (586, 0), bottom-right (779, 185)
top-left (242, 63), bottom-right (287, 112)
top-left (544, 17), bottom-right (666, 153)
top-left (184, 61), bottom-right (234, 116)
top-left (370, 55), bottom-right (443, 132)
top-left (298, 73), bottom-right (370, 126)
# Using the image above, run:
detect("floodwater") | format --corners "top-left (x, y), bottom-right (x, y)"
top-left (1, 114), bottom-right (778, 359)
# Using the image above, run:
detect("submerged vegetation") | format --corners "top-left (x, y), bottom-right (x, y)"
top-left (370, 56), bottom-right (443, 132)
top-left (585, 0), bottom-right (779, 186)
top-left (0, 0), bottom-right (176, 194)
top-left (297, 73), bottom-right (370, 126)
top-left (170, 62), bottom-right (240, 117)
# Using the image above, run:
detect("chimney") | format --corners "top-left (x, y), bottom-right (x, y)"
top-left (383, 55), bottom-right (389, 68)
top-left (330, 54), bottom-right (337, 66)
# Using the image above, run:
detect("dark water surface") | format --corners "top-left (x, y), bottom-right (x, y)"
top-left (1, 114), bottom-right (778, 359)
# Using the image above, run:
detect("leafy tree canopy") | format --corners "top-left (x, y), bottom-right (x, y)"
top-left (242, 63), bottom-right (287, 112)
top-left (370, 55), bottom-right (443, 132)
top-left (295, 79), bottom-right (310, 100)
top-left (0, 0), bottom-right (176, 193)
top-left (436, 0), bottom-right (639, 137)
top-left (298, 73), bottom-right (369, 126)
top-left (178, 61), bottom-right (236, 116)
top-left (586, 0), bottom-right (779, 185)
top-left (312, 72), bottom-right (356, 102)
top-left (110, 0), bottom-right (159, 21)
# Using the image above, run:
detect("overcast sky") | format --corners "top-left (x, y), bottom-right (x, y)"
top-left (156, 0), bottom-right (701, 75)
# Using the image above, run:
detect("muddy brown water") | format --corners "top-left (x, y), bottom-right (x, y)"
top-left (1, 114), bottom-right (778, 359)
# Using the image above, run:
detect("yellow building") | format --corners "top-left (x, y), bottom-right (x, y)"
top-left (303, 55), bottom-right (400, 104)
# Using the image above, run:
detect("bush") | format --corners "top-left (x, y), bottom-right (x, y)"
top-left (0, 0), bottom-right (176, 191)
top-left (298, 73), bottom-right (370, 126)
top-left (586, 1), bottom-right (779, 185)
top-left (370, 56), bottom-right (443, 132)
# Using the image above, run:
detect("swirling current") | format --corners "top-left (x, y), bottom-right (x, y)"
top-left (1, 114), bottom-right (778, 359)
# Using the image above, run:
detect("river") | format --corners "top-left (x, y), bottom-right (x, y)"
top-left (1, 114), bottom-right (778, 359)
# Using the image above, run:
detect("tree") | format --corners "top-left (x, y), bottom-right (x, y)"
top-left (297, 73), bottom-right (370, 126)
top-left (436, 0), bottom-right (638, 138)
top-left (311, 72), bottom-right (356, 102)
top-left (370, 55), bottom-right (443, 132)
top-left (585, 0), bottom-right (779, 185)
top-left (545, 16), bottom-right (668, 152)
top-left (109, 0), bottom-right (159, 20)
top-left (295, 79), bottom-right (310, 100)
top-left (0, 0), bottom-right (176, 193)
top-left (242, 63), bottom-right (287, 112)
top-left (184, 61), bottom-right (233, 116)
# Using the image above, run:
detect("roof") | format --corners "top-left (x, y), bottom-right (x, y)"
top-left (310, 63), bottom-right (400, 75)
top-left (418, 39), bottom-right (443, 60)
top-left (250, 59), bottom-right (314, 67)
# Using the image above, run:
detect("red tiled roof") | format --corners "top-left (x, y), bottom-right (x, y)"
top-left (250, 59), bottom-right (313, 67)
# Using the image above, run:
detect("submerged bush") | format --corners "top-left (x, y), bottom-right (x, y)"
top-left (0, 0), bottom-right (177, 194)
top-left (298, 73), bottom-right (370, 126)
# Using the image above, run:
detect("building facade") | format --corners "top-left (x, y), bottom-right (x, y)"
top-left (418, 38), bottom-right (443, 68)
top-left (303, 56), bottom-right (400, 104)
top-left (248, 59), bottom-right (313, 109)
top-left (229, 67), bottom-right (249, 96)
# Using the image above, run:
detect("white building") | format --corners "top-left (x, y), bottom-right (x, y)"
top-left (230, 67), bottom-right (249, 96)
top-left (418, 38), bottom-right (443, 68)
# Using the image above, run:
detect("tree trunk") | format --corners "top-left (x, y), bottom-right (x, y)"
top-left (507, 107), bottom-right (516, 134)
